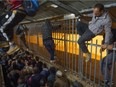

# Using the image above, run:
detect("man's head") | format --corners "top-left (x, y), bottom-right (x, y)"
top-left (93, 3), bottom-right (104, 17)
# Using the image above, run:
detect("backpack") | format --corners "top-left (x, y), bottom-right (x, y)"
top-left (22, 0), bottom-right (39, 16)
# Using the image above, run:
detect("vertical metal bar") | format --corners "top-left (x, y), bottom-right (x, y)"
top-left (94, 40), bottom-right (98, 84)
top-left (65, 20), bottom-right (68, 70)
top-left (28, 28), bottom-right (30, 50)
top-left (110, 42), bottom-right (116, 87)
top-left (78, 38), bottom-right (81, 75)
top-left (80, 48), bottom-right (83, 78)
top-left (85, 41), bottom-right (89, 79)
top-left (72, 19), bottom-right (74, 72)
top-left (104, 49), bottom-right (109, 87)
top-left (75, 18), bottom-right (77, 74)
top-left (81, 45), bottom-right (84, 78)
top-left (57, 22), bottom-right (59, 63)
top-left (98, 44), bottom-right (102, 86)
top-left (63, 20), bottom-right (65, 68)
top-left (89, 40), bottom-right (93, 81)
top-left (69, 19), bottom-right (71, 71)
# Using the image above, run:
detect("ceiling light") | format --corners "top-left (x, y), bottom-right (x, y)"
top-left (50, 4), bottom-right (58, 8)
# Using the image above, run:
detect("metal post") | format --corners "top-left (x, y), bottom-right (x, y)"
top-left (104, 49), bottom-right (109, 87)
top-left (85, 41), bottom-right (89, 80)
top-left (98, 45), bottom-right (102, 87)
top-left (69, 19), bottom-right (71, 71)
top-left (89, 40), bottom-right (93, 82)
top-left (75, 18), bottom-right (77, 74)
top-left (110, 42), bottom-right (116, 87)
top-left (93, 40), bottom-right (98, 84)
top-left (65, 20), bottom-right (68, 71)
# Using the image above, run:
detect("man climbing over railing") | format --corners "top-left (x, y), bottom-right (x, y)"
top-left (0, 0), bottom-right (39, 55)
top-left (77, 3), bottom-right (112, 62)
top-left (0, 0), bottom-right (26, 55)
top-left (41, 19), bottom-right (61, 63)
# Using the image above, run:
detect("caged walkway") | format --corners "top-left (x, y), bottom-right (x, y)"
top-left (14, 18), bottom-right (116, 87)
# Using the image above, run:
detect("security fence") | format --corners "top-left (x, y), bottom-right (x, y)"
top-left (14, 18), bottom-right (116, 87)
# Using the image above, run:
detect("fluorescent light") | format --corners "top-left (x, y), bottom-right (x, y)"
top-left (64, 13), bottom-right (75, 19)
top-left (50, 4), bottom-right (58, 8)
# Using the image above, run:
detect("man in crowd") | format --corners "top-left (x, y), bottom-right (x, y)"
top-left (100, 29), bottom-right (116, 87)
top-left (77, 3), bottom-right (112, 62)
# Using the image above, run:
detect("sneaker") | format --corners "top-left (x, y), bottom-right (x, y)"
top-left (7, 45), bottom-right (20, 55)
top-left (85, 53), bottom-right (91, 62)
top-left (50, 60), bottom-right (56, 63)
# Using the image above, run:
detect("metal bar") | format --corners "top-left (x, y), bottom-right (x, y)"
top-left (89, 40), bottom-right (93, 81)
top-left (78, 36), bottom-right (81, 76)
top-left (110, 42), bottom-right (116, 87)
top-left (104, 50), bottom-right (109, 87)
top-left (93, 40), bottom-right (98, 84)
top-left (81, 46), bottom-right (84, 78)
top-left (85, 41), bottom-right (89, 79)
top-left (65, 20), bottom-right (68, 71)
top-left (63, 20), bottom-right (65, 68)
top-left (69, 20), bottom-right (71, 71)
top-left (98, 46), bottom-right (102, 86)
top-left (72, 19), bottom-right (74, 73)
top-left (75, 19), bottom-right (77, 74)
top-left (28, 29), bottom-right (31, 50)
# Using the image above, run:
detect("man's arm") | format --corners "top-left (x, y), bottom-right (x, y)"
top-left (52, 24), bottom-right (61, 30)
top-left (104, 18), bottom-right (112, 45)
top-left (101, 44), bottom-right (113, 50)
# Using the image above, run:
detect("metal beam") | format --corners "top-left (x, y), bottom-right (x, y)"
top-left (48, 0), bottom-right (82, 16)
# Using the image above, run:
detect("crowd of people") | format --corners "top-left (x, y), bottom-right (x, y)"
top-left (0, 0), bottom-right (115, 87)
top-left (0, 49), bottom-right (71, 87)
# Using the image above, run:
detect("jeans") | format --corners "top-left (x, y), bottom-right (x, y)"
top-left (101, 53), bottom-right (116, 86)
top-left (19, 33), bottom-right (28, 49)
top-left (43, 38), bottom-right (55, 60)
top-left (77, 21), bottom-right (95, 53)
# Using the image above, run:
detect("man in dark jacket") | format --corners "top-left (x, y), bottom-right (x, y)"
top-left (100, 29), bottom-right (116, 87)
top-left (41, 19), bottom-right (61, 62)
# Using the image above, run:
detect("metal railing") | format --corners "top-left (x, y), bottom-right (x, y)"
top-left (15, 18), bottom-right (116, 87)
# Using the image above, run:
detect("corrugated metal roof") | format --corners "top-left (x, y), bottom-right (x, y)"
top-left (26, 0), bottom-right (116, 22)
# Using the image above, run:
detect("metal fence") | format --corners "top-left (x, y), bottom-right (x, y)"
top-left (15, 18), bottom-right (116, 87)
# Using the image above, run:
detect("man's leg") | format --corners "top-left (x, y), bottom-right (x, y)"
top-left (49, 40), bottom-right (55, 61)
top-left (77, 21), bottom-right (88, 36)
top-left (43, 39), bottom-right (55, 61)
top-left (78, 29), bottom-right (95, 62)
top-left (20, 33), bottom-right (28, 49)
top-left (101, 53), bottom-right (115, 87)
top-left (0, 10), bottom-right (26, 54)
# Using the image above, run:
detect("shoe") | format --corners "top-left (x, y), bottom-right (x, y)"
top-left (54, 56), bottom-right (57, 59)
top-left (50, 60), bottom-right (56, 63)
top-left (85, 53), bottom-right (91, 62)
top-left (26, 49), bottom-right (33, 53)
top-left (0, 42), bottom-right (9, 48)
top-left (7, 45), bottom-right (20, 55)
